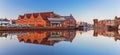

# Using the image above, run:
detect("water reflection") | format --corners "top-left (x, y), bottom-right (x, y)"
top-left (0, 30), bottom-right (120, 55)
top-left (93, 29), bottom-right (120, 41)
top-left (0, 31), bottom-right (27, 37)
top-left (1, 29), bottom-right (120, 45)
top-left (16, 30), bottom-right (76, 46)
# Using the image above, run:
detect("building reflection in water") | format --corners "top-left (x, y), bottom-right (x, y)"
top-left (1, 29), bottom-right (120, 46)
top-left (17, 30), bottom-right (76, 46)
top-left (93, 29), bottom-right (120, 41)
top-left (0, 31), bottom-right (28, 40)
top-left (0, 32), bottom-right (8, 38)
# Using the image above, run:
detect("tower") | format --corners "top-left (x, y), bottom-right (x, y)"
top-left (93, 19), bottom-right (98, 27)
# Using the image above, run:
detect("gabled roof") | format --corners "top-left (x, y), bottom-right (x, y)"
top-left (18, 12), bottom-right (75, 22)
top-left (19, 15), bottom-right (24, 19)
top-left (64, 16), bottom-right (71, 19)
top-left (40, 12), bottom-right (54, 20)
top-left (33, 13), bottom-right (39, 18)
top-left (25, 14), bottom-right (31, 18)
top-left (64, 14), bottom-right (74, 19)
top-left (18, 12), bottom-right (54, 20)
top-left (0, 18), bottom-right (10, 21)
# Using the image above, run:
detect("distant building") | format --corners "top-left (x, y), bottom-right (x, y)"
top-left (114, 16), bottom-right (120, 26)
top-left (11, 20), bottom-right (16, 24)
top-left (94, 19), bottom-right (115, 27)
top-left (16, 12), bottom-right (76, 28)
top-left (0, 18), bottom-right (11, 26)
top-left (78, 22), bottom-right (93, 31)
top-left (105, 20), bottom-right (115, 26)
top-left (93, 19), bottom-right (98, 27)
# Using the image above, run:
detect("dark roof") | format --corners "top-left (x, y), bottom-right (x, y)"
top-left (19, 15), bottom-right (24, 19)
top-left (25, 14), bottom-right (31, 18)
top-left (33, 13), bottom-right (39, 18)
top-left (0, 18), bottom-right (10, 21)
top-left (64, 16), bottom-right (71, 19)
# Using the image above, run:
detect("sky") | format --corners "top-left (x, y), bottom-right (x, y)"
top-left (0, 0), bottom-right (120, 24)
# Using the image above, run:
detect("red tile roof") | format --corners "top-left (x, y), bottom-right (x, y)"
top-left (19, 15), bottom-right (24, 19)
top-left (33, 13), bottom-right (39, 18)
top-left (25, 14), bottom-right (31, 18)
top-left (18, 12), bottom-right (54, 20)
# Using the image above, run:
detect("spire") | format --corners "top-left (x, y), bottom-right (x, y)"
top-left (70, 14), bottom-right (73, 18)
top-left (115, 16), bottom-right (118, 19)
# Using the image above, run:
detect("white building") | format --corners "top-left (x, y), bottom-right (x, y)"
top-left (0, 18), bottom-right (11, 26)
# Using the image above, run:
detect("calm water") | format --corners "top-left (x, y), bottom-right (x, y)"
top-left (0, 30), bottom-right (120, 55)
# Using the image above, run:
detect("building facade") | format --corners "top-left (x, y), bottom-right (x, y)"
top-left (0, 18), bottom-right (11, 26)
top-left (16, 12), bottom-right (76, 28)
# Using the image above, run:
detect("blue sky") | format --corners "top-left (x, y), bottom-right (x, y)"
top-left (0, 0), bottom-right (120, 23)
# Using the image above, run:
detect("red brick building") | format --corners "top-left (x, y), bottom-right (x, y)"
top-left (16, 12), bottom-right (76, 28)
